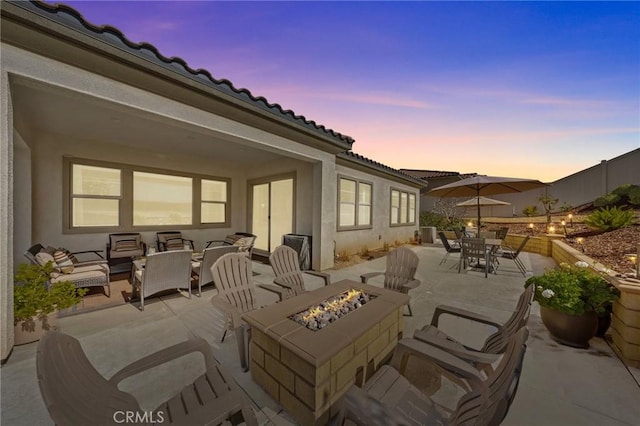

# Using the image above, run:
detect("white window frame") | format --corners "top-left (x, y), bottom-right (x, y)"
top-left (63, 157), bottom-right (231, 233)
top-left (337, 176), bottom-right (373, 231)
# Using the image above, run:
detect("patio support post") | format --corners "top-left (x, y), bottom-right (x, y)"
top-left (313, 158), bottom-right (337, 271)
top-left (0, 70), bottom-right (15, 362)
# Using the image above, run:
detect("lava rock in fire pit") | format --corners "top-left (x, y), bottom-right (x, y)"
top-left (289, 289), bottom-right (376, 331)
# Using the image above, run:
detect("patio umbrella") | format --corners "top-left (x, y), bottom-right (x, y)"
top-left (429, 175), bottom-right (547, 229)
top-left (455, 196), bottom-right (511, 207)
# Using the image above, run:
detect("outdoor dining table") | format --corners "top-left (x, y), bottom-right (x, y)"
top-left (466, 238), bottom-right (502, 275)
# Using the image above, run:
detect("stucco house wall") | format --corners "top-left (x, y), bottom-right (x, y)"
top-left (0, 1), bottom-right (425, 360)
top-left (334, 163), bottom-right (420, 256)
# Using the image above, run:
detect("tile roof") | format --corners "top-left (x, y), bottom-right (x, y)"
top-left (338, 152), bottom-right (427, 187)
top-left (18, 1), bottom-right (354, 148)
top-left (400, 169), bottom-right (478, 180)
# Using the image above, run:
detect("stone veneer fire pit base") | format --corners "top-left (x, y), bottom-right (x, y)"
top-left (242, 280), bottom-right (409, 425)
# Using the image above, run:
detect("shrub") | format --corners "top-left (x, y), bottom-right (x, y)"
top-left (522, 205), bottom-right (538, 217)
top-left (14, 262), bottom-right (87, 323)
top-left (560, 202), bottom-right (573, 213)
top-left (629, 186), bottom-right (640, 206)
top-left (419, 211), bottom-right (465, 230)
top-left (594, 193), bottom-right (620, 207)
top-left (525, 263), bottom-right (619, 315)
top-left (612, 184), bottom-right (635, 197)
top-left (584, 206), bottom-right (634, 232)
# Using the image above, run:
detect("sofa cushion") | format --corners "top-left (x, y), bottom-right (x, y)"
top-left (115, 239), bottom-right (139, 252)
top-left (165, 238), bottom-right (185, 251)
top-left (35, 252), bottom-right (57, 267)
top-left (233, 237), bottom-right (254, 252)
top-left (53, 250), bottom-right (75, 273)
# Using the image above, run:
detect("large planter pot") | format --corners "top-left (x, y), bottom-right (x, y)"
top-left (596, 312), bottom-right (612, 338)
top-left (13, 314), bottom-right (57, 346)
top-left (540, 306), bottom-right (598, 349)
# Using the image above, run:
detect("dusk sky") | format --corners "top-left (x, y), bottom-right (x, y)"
top-left (64, 1), bottom-right (639, 182)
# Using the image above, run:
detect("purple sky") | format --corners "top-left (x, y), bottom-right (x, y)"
top-left (64, 1), bottom-right (639, 182)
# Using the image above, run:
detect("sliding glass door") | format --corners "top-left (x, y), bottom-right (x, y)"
top-left (250, 177), bottom-right (294, 253)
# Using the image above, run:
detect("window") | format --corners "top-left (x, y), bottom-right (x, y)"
top-left (338, 177), bottom-right (372, 229)
top-left (391, 189), bottom-right (417, 225)
top-left (133, 172), bottom-right (192, 226)
top-left (71, 164), bottom-right (121, 227)
top-left (65, 158), bottom-right (230, 231)
top-left (201, 179), bottom-right (227, 223)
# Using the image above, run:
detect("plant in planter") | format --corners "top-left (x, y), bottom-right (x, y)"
top-left (13, 262), bottom-right (87, 345)
top-left (525, 262), bottom-right (620, 348)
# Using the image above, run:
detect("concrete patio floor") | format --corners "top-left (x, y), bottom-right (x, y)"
top-left (2, 244), bottom-right (639, 425)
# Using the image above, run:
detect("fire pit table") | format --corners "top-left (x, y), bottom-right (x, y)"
top-left (242, 279), bottom-right (409, 425)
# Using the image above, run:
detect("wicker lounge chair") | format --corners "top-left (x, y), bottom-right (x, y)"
top-left (25, 244), bottom-right (111, 297)
top-left (36, 331), bottom-right (257, 426)
top-left (360, 247), bottom-right (420, 316)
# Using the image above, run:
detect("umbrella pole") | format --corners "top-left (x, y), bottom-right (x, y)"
top-left (477, 193), bottom-right (481, 233)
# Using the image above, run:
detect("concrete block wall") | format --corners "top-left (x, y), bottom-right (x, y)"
top-left (551, 240), bottom-right (640, 367)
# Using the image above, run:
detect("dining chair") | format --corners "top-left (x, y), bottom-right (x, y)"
top-left (437, 231), bottom-right (461, 267)
top-left (132, 250), bottom-right (193, 310)
top-left (458, 238), bottom-right (489, 278)
top-left (495, 226), bottom-right (509, 240)
top-left (497, 235), bottom-right (530, 276)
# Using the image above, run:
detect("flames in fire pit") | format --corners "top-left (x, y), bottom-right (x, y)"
top-left (289, 289), bottom-right (375, 331)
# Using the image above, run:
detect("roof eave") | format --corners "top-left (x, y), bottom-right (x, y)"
top-left (1, 1), bottom-right (354, 154)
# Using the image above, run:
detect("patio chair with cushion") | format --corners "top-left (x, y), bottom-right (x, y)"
top-left (156, 231), bottom-right (194, 252)
top-left (412, 285), bottom-right (534, 375)
top-left (36, 330), bottom-right (258, 426)
top-left (191, 245), bottom-right (240, 296)
top-left (267, 245), bottom-right (331, 300)
top-left (335, 328), bottom-right (529, 426)
top-left (437, 232), bottom-right (461, 267)
top-left (26, 247), bottom-right (111, 297)
top-left (132, 250), bottom-right (193, 310)
top-left (360, 247), bottom-right (421, 316)
top-left (107, 233), bottom-right (146, 274)
top-left (205, 232), bottom-right (256, 258)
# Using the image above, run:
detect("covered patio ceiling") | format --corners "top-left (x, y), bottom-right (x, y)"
top-left (10, 76), bottom-right (291, 166)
